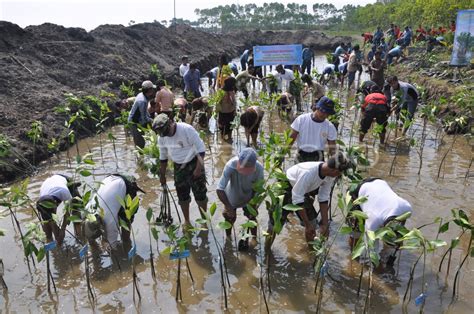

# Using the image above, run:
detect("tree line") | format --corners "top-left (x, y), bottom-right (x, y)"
top-left (164, 1), bottom-right (472, 33)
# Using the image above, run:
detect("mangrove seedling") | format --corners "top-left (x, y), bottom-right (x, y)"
top-left (26, 120), bottom-right (43, 165)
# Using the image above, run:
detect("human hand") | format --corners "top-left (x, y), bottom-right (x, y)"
top-left (192, 166), bottom-right (202, 179)
top-left (305, 225), bottom-right (316, 242)
top-left (319, 224), bottom-right (329, 237)
top-left (223, 207), bottom-right (236, 223)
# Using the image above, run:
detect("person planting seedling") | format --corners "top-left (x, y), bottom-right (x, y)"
top-left (36, 174), bottom-right (82, 245)
top-left (128, 80), bottom-right (156, 148)
top-left (240, 105), bottom-right (264, 147)
top-left (347, 178), bottom-right (412, 266)
top-left (153, 113), bottom-right (208, 229)
top-left (266, 152), bottom-right (355, 248)
top-left (386, 75), bottom-right (419, 134)
top-left (83, 174), bottom-right (145, 250)
top-left (216, 148), bottom-right (264, 250)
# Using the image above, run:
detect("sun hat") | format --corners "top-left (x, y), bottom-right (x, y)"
top-left (152, 113), bottom-right (171, 134)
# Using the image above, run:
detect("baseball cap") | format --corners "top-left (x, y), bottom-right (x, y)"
top-left (142, 80), bottom-right (157, 90)
top-left (315, 96), bottom-right (336, 115)
top-left (236, 148), bottom-right (257, 175)
top-left (152, 113), bottom-right (171, 134)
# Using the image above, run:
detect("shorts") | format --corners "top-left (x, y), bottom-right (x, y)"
top-left (249, 115), bottom-right (263, 135)
top-left (174, 157), bottom-right (207, 203)
top-left (360, 104), bottom-right (388, 134)
top-left (218, 111), bottom-right (236, 133)
top-left (297, 150), bottom-right (325, 163)
top-left (268, 179), bottom-right (319, 229)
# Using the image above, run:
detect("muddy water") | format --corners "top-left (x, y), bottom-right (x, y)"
top-left (1, 55), bottom-right (473, 313)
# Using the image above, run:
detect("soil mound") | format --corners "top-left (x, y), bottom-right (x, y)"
top-left (0, 21), bottom-right (349, 183)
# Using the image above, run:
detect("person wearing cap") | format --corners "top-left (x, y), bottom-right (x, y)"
top-left (216, 148), bottom-right (264, 248)
top-left (154, 79), bottom-right (174, 118)
top-left (386, 75), bottom-right (419, 133)
top-left (359, 85), bottom-right (390, 144)
top-left (128, 80), bottom-right (156, 148)
top-left (36, 174), bottom-right (82, 245)
top-left (183, 63), bottom-right (203, 102)
top-left (347, 178), bottom-right (412, 260)
top-left (301, 74), bottom-right (325, 105)
top-left (179, 56), bottom-right (189, 89)
top-left (153, 113), bottom-right (207, 227)
top-left (240, 105), bottom-right (265, 147)
top-left (358, 80), bottom-right (378, 97)
top-left (266, 152), bottom-right (354, 248)
top-left (290, 96), bottom-right (337, 163)
top-left (83, 174), bottom-right (145, 250)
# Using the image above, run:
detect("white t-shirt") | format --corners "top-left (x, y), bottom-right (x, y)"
top-left (158, 123), bottom-right (206, 164)
top-left (359, 179), bottom-right (412, 231)
top-left (87, 175), bottom-right (127, 247)
top-left (273, 69), bottom-right (295, 90)
top-left (291, 113), bottom-right (337, 152)
top-left (286, 162), bottom-right (334, 205)
top-left (179, 63), bottom-right (190, 77)
top-left (39, 175), bottom-right (72, 202)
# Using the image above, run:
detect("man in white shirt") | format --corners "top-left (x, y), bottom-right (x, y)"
top-left (152, 113), bottom-right (207, 227)
top-left (179, 55), bottom-right (189, 89)
top-left (274, 64), bottom-right (295, 92)
top-left (290, 96), bottom-right (337, 162)
top-left (83, 174), bottom-right (145, 250)
top-left (266, 152), bottom-right (354, 248)
top-left (36, 174), bottom-right (81, 245)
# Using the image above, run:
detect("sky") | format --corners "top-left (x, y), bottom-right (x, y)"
top-left (1, 0), bottom-right (375, 31)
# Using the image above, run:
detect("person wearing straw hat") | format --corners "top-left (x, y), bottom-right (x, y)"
top-left (217, 148), bottom-right (264, 250)
top-left (83, 174), bottom-right (145, 249)
top-left (290, 96), bottom-right (337, 163)
top-left (36, 174), bottom-right (82, 245)
top-left (152, 113), bottom-right (207, 228)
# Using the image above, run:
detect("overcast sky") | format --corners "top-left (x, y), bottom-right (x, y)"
top-left (1, 0), bottom-right (375, 31)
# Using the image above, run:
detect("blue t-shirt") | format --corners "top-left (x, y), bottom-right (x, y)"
top-left (388, 46), bottom-right (401, 57)
top-left (334, 46), bottom-right (346, 57)
top-left (240, 50), bottom-right (249, 62)
top-left (302, 48), bottom-right (313, 61)
top-left (184, 69), bottom-right (201, 93)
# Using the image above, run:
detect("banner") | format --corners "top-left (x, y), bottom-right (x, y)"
top-left (253, 44), bottom-right (303, 66)
top-left (450, 10), bottom-right (474, 66)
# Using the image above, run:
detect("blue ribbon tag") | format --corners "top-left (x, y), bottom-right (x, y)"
top-left (128, 244), bottom-right (137, 261)
top-left (320, 261), bottom-right (328, 277)
top-left (44, 241), bottom-right (57, 252)
top-left (415, 293), bottom-right (427, 306)
top-left (79, 244), bottom-right (88, 260)
top-left (170, 249), bottom-right (190, 260)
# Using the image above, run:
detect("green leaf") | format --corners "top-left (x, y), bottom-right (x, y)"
top-left (350, 210), bottom-right (368, 220)
top-left (340, 226), bottom-right (353, 235)
top-left (428, 240), bottom-right (447, 251)
top-left (0, 228), bottom-right (5, 236)
top-left (283, 204), bottom-right (303, 212)
top-left (76, 154), bottom-right (82, 164)
top-left (83, 159), bottom-right (95, 165)
top-left (394, 211), bottom-right (411, 222)
top-left (151, 227), bottom-right (159, 240)
top-left (68, 215), bottom-right (82, 223)
top-left (246, 204), bottom-right (258, 217)
top-left (450, 238), bottom-right (460, 249)
top-left (369, 251), bottom-right (380, 267)
top-left (36, 247), bottom-right (46, 263)
top-left (209, 202), bottom-right (217, 217)
top-left (119, 218), bottom-right (130, 231)
top-left (195, 218), bottom-right (207, 225)
top-left (351, 237), bottom-right (366, 260)
top-left (161, 246), bottom-right (172, 255)
top-left (217, 221), bottom-right (232, 230)
top-left (80, 170), bottom-right (92, 177)
top-left (353, 196), bottom-right (368, 206)
top-left (438, 222), bottom-right (449, 233)
top-left (146, 207), bottom-right (153, 222)
top-left (241, 220), bottom-right (258, 229)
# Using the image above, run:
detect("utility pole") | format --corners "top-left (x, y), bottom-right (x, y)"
top-left (174, 0), bottom-right (177, 32)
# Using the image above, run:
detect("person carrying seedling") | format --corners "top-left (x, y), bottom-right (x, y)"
top-left (266, 152), bottom-right (355, 248)
top-left (36, 174), bottom-right (82, 245)
top-left (128, 80), bottom-right (156, 148)
top-left (347, 178), bottom-right (412, 266)
top-left (154, 79), bottom-right (174, 118)
top-left (183, 63), bottom-right (203, 102)
top-left (236, 65), bottom-right (260, 99)
top-left (217, 148), bottom-right (264, 250)
top-left (320, 64), bottom-right (335, 85)
top-left (152, 113), bottom-right (207, 228)
top-left (240, 105), bottom-right (264, 147)
top-left (359, 85), bottom-right (390, 144)
top-left (83, 174), bottom-right (145, 250)
top-left (290, 96), bottom-right (337, 163)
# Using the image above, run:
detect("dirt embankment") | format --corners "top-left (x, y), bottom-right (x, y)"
top-left (0, 21), bottom-right (349, 184)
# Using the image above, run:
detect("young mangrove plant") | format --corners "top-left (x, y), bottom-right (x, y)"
top-left (26, 120), bottom-right (43, 165)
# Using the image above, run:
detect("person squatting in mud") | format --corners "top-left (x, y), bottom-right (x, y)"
top-left (36, 174), bottom-right (82, 245)
top-left (153, 113), bottom-right (208, 228)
